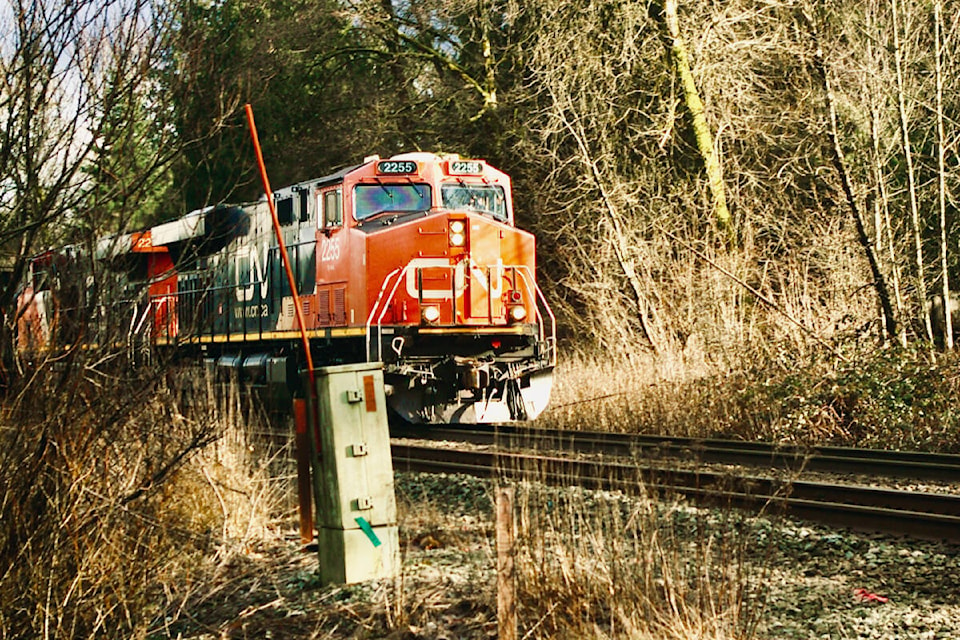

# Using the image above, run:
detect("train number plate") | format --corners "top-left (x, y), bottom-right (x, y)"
top-left (448, 160), bottom-right (483, 175)
top-left (376, 160), bottom-right (418, 175)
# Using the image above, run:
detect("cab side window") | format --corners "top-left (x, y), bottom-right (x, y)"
top-left (298, 189), bottom-right (310, 222)
top-left (322, 189), bottom-right (342, 230)
top-left (277, 196), bottom-right (294, 225)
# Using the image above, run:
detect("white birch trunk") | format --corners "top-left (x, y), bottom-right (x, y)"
top-left (891, 0), bottom-right (933, 342)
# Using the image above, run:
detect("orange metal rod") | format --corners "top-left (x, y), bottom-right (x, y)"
top-left (245, 104), bottom-right (318, 545)
top-left (243, 104), bottom-right (316, 380)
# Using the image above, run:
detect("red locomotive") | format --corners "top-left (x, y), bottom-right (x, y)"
top-left (16, 152), bottom-right (556, 423)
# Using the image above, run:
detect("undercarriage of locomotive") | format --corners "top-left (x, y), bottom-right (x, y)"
top-left (378, 330), bottom-right (554, 424)
top-left (193, 325), bottom-right (554, 424)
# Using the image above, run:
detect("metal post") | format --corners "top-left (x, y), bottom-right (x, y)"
top-left (293, 398), bottom-right (314, 545)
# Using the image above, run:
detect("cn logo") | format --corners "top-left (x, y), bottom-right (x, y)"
top-left (235, 244), bottom-right (270, 302)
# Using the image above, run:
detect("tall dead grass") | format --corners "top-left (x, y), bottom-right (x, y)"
top-left (0, 356), bottom-right (292, 639)
top-left (510, 478), bottom-right (771, 640)
top-left (538, 342), bottom-right (960, 451)
top-left (537, 347), bottom-right (732, 436)
top-left (9, 339), bottom-right (948, 638)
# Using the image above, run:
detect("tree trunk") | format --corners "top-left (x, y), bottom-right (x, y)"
top-left (870, 103), bottom-right (907, 346)
top-left (661, 0), bottom-right (733, 244)
top-left (934, 0), bottom-right (952, 347)
top-left (802, 8), bottom-right (899, 341)
top-left (890, 0), bottom-right (933, 343)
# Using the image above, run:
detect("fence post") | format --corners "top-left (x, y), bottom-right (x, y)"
top-left (497, 485), bottom-right (517, 640)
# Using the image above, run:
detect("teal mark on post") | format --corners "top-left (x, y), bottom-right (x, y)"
top-left (355, 517), bottom-right (382, 547)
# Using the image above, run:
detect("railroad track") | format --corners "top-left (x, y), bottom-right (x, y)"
top-left (392, 423), bottom-right (960, 482)
top-left (390, 427), bottom-right (960, 542)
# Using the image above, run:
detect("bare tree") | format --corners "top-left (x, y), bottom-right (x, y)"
top-left (870, 106), bottom-right (908, 346)
top-left (934, 0), bottom-right (952, 347)
top-left (800, 6), bottom-right (899, 342)
top-left (0, 5), bottom-right (229, 637)
top-left (889, 0), bottom-right (933, 342)
top-left (0, 0), bottom-right (180, 368)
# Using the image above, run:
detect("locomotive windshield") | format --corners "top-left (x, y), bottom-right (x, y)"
top-left (354, 183), bottom-right (432, 220)
top-left (441, 183), bottom-right (507, 221)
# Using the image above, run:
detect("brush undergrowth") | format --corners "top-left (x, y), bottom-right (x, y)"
top-left (510, 479), bottom-right (774, 640)
top-left (541, 342), bottom-right (960, 451)
top-left (0, 354), bottom-right (290, 640)
top-left (719, 345), bottom-right (960, 450)
top-left (5, 337), bottom-right (950, 638)
top-left (394, 471), bottom-right (780, 640)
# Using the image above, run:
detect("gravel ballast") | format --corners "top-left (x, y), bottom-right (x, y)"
top-left (156, 471), bottom-right (960, 639)
top-left (395, 472), bottom-right (960, 640)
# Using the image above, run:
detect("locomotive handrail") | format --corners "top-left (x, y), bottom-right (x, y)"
top-left (365, 261), bottom-right (557, 366)
top-left (129, 298), bottom-right (152, 342)
top-left (365, 266), bottom-right (406, 362)
top-left (150, 277), bottom-right (268, 343)
top-left (513, 265), bottom-right (557, 367)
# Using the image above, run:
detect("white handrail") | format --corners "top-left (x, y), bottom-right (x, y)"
top-left (513, 266), bottom-right (557, 367)
top-left (365, 266), bottom-right (404, 361)
top-left (364, 260), bottom-right (556, 367)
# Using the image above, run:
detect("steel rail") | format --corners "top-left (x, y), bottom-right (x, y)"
top-left (391, 424), bottom-right (960, 482)
top-left (391, 443), bottom-right (960, 542)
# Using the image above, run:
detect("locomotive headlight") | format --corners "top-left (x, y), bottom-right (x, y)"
top-left (509, 305), bottom-right (527, 323)
top-left (449, 220), bottom-right (466, 247)
top-left (422, 305), bottom-right (441, 324)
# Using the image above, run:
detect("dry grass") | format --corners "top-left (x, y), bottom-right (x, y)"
top-left (537, 346), bottom-right (747, 437)
top-left (0, 361), bottom-right (209, 638)
top-left (537, 349), bottom-right (693, 434)
top-left (0, 349), bottom-right (790, 639)
top-left (14, 340), bottom-right (934, 638)
top-left (489, 437), bottom-right (776, 640)
top-left (192, 378), bottom-right (297, 550)
top-left (512, 481), bottom-right (772, 639)
top-left (393, 467), bottom-right (778, 640)
top-left (537, 342), bottom-right (960, 451)
top-left (0, 356), bottom-right (298, 639)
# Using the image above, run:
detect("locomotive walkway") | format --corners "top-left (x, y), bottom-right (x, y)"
top-left (390, 424), bottom-right (960, 542)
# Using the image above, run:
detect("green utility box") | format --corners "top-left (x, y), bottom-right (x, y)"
top-left (306, 362), bottom-right (399, 585)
